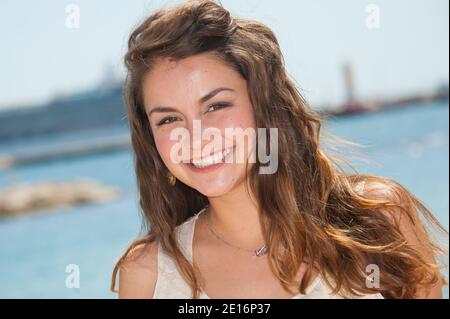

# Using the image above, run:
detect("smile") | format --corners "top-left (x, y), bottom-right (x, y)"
top-left (190, 147), bottom-right (233, 169)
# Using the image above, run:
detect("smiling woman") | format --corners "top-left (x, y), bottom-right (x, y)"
top-left (111, 0), bottom-right (448, 299)
top-left (142, 53), bottom-right (257, 197)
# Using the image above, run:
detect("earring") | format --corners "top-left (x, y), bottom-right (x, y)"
top-left (167, 172), bottom-right (176, 186)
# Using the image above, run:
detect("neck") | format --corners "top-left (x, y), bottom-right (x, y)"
top-left (206, 180), bottom-right (266, 249)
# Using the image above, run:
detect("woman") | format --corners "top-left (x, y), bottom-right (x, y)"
top-left (111, 0), bottom-right (447, 299)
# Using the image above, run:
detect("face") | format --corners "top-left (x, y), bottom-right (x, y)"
top-left (142, 52), bottom-right (256, 197)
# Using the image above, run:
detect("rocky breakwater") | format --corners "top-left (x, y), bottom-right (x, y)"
top-left (0, 179), bottom-right (121, 218)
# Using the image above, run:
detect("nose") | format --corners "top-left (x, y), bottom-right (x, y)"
top-left (186, 118), bottom-right (224, 159)
top-left (188, 118), bottom-right (206, 157)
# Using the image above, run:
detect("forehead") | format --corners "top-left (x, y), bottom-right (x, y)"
top-left (142, 52), bottom-right (242, 108)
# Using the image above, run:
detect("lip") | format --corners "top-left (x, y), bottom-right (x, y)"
top-left (185, 146), bottom-right (234, 173)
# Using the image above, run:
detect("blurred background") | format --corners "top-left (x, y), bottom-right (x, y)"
top-left (0, 0), bottom-right (448, 298)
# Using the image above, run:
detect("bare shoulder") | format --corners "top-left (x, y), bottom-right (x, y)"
top-left (118, 240), bottom-right (159, 299)
top-left (360, 178), bottom-right (421, 225)
top-left (358, 178), bottom-right (428, 241)
top-left (359, 177), bottom-right (445, 298)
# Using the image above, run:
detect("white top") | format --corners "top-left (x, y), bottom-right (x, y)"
top-left (152, 208), bottom-right (384, 299)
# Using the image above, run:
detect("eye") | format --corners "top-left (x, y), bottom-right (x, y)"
top-left (206, 102), bottom-right (232, 113)
top-left (157, 116), bottom-right (180, 126)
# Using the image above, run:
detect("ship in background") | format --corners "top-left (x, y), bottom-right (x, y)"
top-left (0, 64), bottom-right (448, 168)
top-left (319, 62), bottom-right (449, 117)
top-left (0, 71), bottom-right (131, 168)
top-left (0, 74), bottom-right (127, 143)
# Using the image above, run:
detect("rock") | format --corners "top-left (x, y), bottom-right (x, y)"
top-left (0, 179), bottom-right (121, 218)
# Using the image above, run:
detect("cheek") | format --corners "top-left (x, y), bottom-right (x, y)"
top-left (218, 106), bottom-right (257, 163)
top-left (153, 133), bottom-right (177, 167)
top-left (220, 105), bottom-right (256, 131)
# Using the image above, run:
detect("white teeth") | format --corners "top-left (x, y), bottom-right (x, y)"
top-left (191, 148), bottom-right (232, 168)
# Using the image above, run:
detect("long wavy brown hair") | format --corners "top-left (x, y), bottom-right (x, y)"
top-left (111, 0), bottom-right (448, 298)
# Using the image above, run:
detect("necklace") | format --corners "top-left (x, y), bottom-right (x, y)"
top-left (204, 209), bottom-right (268, 257)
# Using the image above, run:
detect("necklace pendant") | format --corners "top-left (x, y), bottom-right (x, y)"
top-left (254, 245), bottom-right (268, 257)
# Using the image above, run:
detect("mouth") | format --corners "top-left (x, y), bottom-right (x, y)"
top-left (187, 146), bottom-right (234, 171)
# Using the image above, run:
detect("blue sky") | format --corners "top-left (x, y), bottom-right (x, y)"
top-left (0, 0), bottom-right (448, 109)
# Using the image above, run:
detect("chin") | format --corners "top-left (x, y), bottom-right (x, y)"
top-left (174, 162), bottom-right (249, 198)
top-left (198, 188), bottom-right (231, 198)
top-left (193, 179), bottom-right (238, 198)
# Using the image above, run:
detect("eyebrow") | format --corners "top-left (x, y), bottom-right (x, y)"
top-left (147, 87), bottom-right (235, 117)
